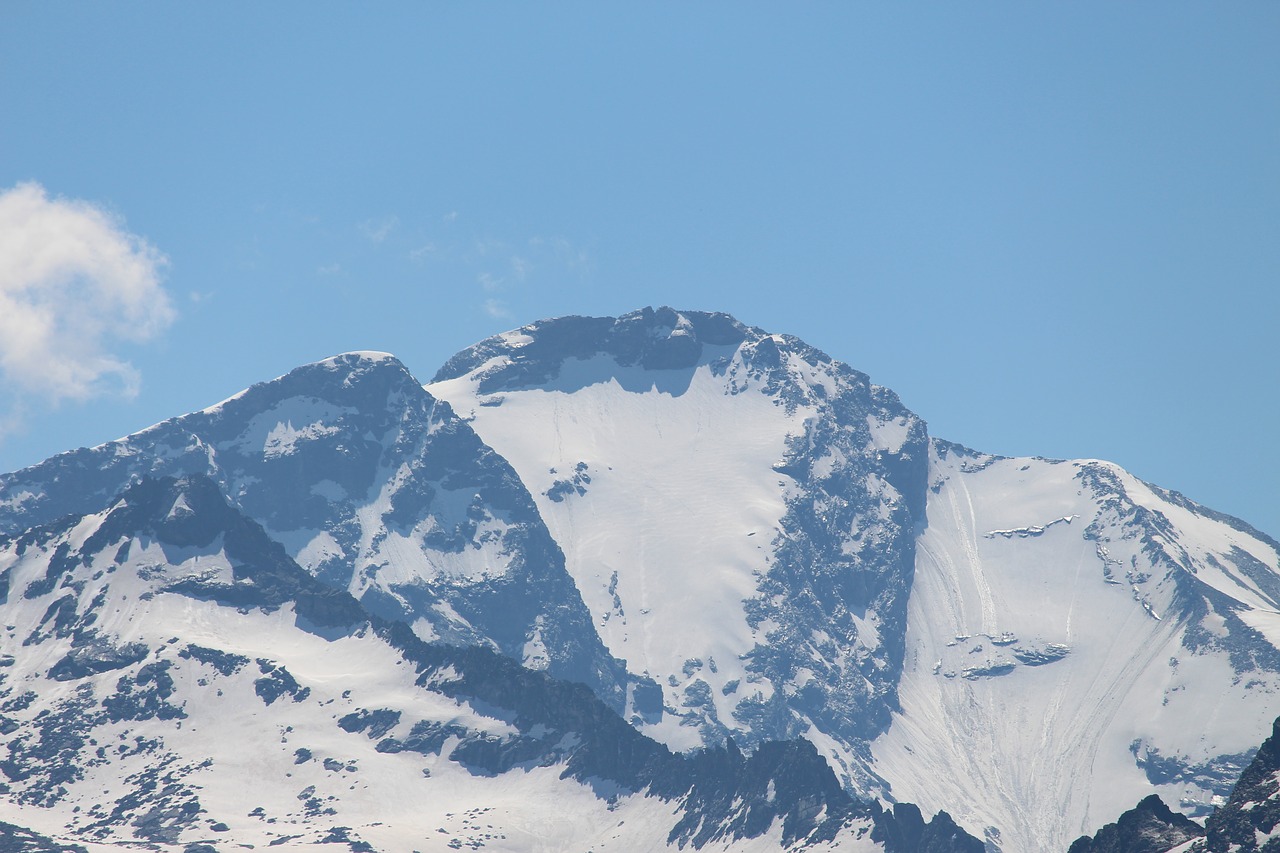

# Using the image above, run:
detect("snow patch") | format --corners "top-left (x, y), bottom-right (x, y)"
top-left (226, 397), bottom-right (354, 459)
top-left (866, 414), bottom-right (912, 454)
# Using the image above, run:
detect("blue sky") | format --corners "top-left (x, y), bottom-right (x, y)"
top-left (2, 3), bottom-right (1278, 535)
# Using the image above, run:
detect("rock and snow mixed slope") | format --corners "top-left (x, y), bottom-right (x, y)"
top-left (0, 305), bottom-right (1277, 852)
top-left (871, 442), bottom-right (1280, 852)
top-left (0, 474), bottom-right (979, 852)
top-left (428, 307), bottom-right (1280, 850)
top-left (0, 352), bottom-right (630, 708)
top-left (429, 307), bottom-right (929, 786)
top-left (1068, 713), bottom-right (1280, 853)
top-left (1189, 714), bottom-right (1280, 852)
top-left (1066, 794), bottom-right (1205, 853)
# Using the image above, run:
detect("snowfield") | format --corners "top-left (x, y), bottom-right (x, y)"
top-left (431, 347), bottom-right (806, 750)
top-left (872, 443), bottom-right (1280, 852)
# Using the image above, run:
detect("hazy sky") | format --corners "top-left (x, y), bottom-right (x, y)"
top-left (2, 4), bottom-right (1277, 536)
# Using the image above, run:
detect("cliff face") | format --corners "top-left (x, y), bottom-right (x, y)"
top-left (1199, 716), bottom-right (1280, 852)
top-left (1067, 794), bottom-right (1204, 853)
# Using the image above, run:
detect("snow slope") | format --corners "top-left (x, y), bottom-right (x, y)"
top-left (871, 441), bottom-right (1280, 852)
top-left (0, 474), bottom-right (977, 852)
top-left (433, 344), bottom-right (797, 746)
top-left (430, 307), bottom-right (1280, 849)
top-left (429, 307), bottom-right (929, 785)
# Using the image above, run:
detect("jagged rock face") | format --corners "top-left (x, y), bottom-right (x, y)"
top-left (1066, 794), bottom-right (1204, 853)
top-left (0, 474), bottom-right (983, 852)
top-left (1199, 716), bottom-right (1280, 852)
top-left (429, 307), bottom-right (930, 787)
top-left (0, 352), bottom-right (628, 707)
top-left (1067, 717), bottom-right (1280, 853)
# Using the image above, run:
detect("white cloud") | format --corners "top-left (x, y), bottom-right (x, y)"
top-left (551, 236), bottom-right (591, 273)
top-left (0, 182), bottom-right (174, 403)
top-left (482, 298), bottom-right (512, 319)
top-left (510, 255), bottom-right (530, 281)
top-left (471, 237), bottom-right (507, 258)
top-left (408, 242), bottom-right (437, 262)
top-left (0, 399), bottom-right (28, 443)
top-left (360, 215), bottom-right (399, 244)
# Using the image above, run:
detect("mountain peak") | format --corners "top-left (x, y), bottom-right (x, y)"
top-left (431, 306), bottom-right (754, 389)
top-left (0, 349), bottom-right (433, 539)
top-left (428, 306), bottom-right (912, 429)
top-left (194, 348), bottom-right (419, 419)
top-left (428, 306), bottom-right (931, 786)
top-left (95, 474), bottom-right (243, 551)
top-left (317, 349), bottom-right (398, 365)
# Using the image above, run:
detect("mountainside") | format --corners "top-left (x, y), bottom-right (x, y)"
top-left (871, 442), bottom-right (1280, 852)
top-left (427, 308), bottom-right (1280, 851)
top-left (1, 306), bottom-right (1278, 852)
top-left (1066, 713), bottom-right (1280, 853)
top-left (429, 307), bottom-right (929, 787)
top-left (0, 351), bottom-right (633, 709)
top-left (0, 473), bottom-right (981, 851)
top-left (1194, 714), bottom-right (1280, 851)
top-left (1065, 794), bottom-right (1204, 853)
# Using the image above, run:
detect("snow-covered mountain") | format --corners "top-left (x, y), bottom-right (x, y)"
top-left (0, 351), bottom-right (633, 709)
top-left (428, 308), bottom-right (1280, 851)
top-left (871, 443), bottom-right (1280, 851)
top-left (429, 307), bottom-right (929, 790)
top-left (1, 306), bottom-right (1278, 851)
top-left (1067, 713), bottom-right (1280, 853)
top-left (0, 473), bottom-right (979, 851)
